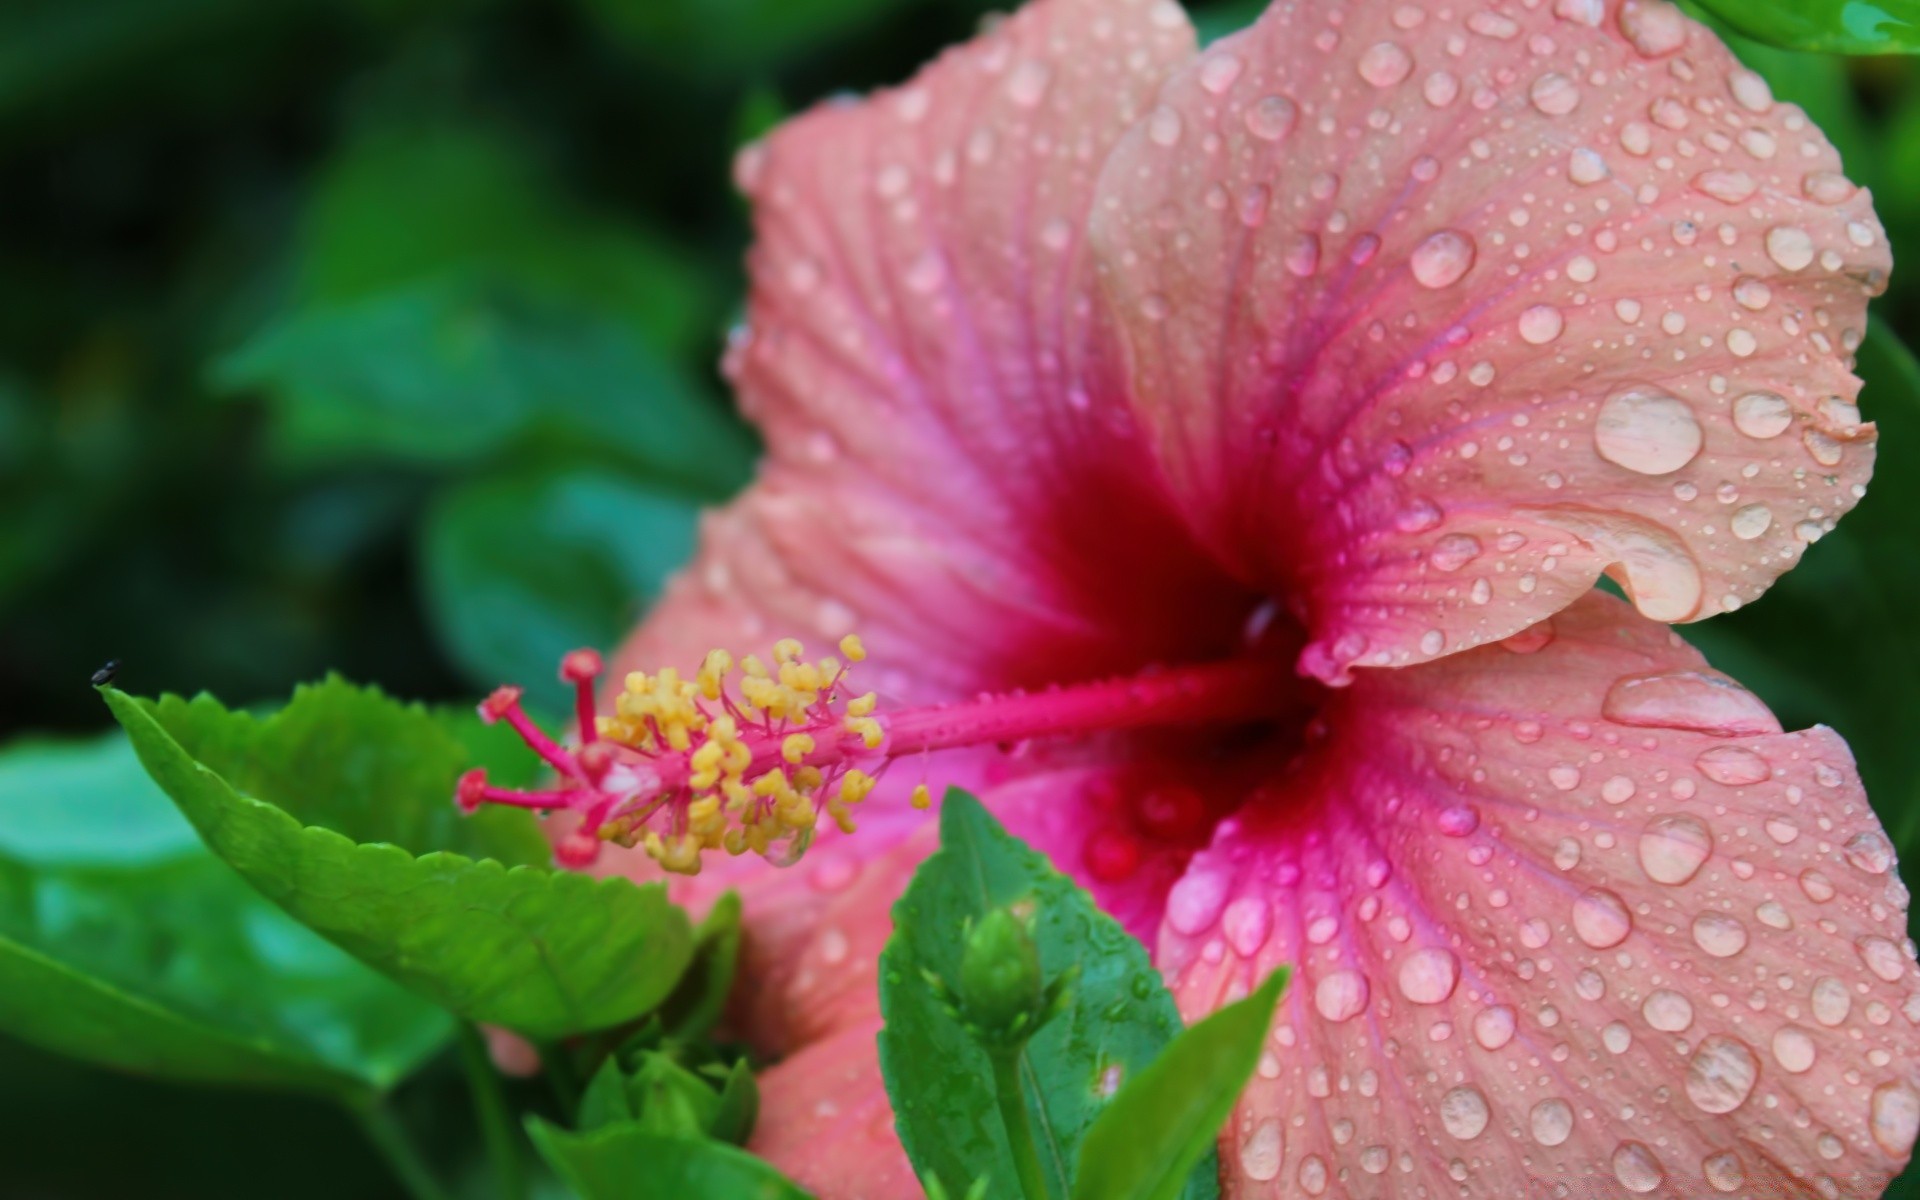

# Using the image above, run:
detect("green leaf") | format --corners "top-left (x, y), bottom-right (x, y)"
top-left (421, 464), bottom-right (702, 710)
top-left (102, 683), bottom-right (697, 1039)
top-left (527, 1119), bottom-right (813, 1199)
top-left (1071, 970), bottom-right (1288, 1200)
top-left (1682, 321), bottom-right (1920, 858)
top-left (299, 119), bottom-right (721, 362)
top-left (0, 733), bottom-right (451, 1099)
top-left (878, 791), bottom-right (1216, 1200)
top-left (656, 891), bottom-right (744, 1043)
top-left (572, 0), bottom-right (907, 74)
top-left (1686, 0), bottom-right (1920, 54)
top-left (217, 279), bottom-right (752, 489)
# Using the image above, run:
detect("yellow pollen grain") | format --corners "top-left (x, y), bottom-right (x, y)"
top-left (782, 733), bottom-right (815, 764)
top-left (839, 634), bottom-right (866, 662)
top-left (911, 783), bottom-right (932, 810)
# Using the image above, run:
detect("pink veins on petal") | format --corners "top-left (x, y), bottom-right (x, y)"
top-left (460, 0), bottom-right (1917, 1196)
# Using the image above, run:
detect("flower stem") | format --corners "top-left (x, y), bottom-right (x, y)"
top-left (458, 1024), bottom-right (528, 1200)
top-left (351, 1099), bottom-right (453, 1200)
top-left (989, 1048), bottom-right (1054, 1200)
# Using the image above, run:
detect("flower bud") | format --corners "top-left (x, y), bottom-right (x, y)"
top-left (957, 907), bottom-right (1045, 1041)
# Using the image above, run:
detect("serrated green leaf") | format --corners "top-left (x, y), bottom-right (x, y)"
top-left (878, 791), bottom-right (1216, 1200)
top-left (103, 684), bottom-right (696, 1039)
top-left (421, 464), bottom-right (701, 711)
top-left (1072, 970), bottom-right (1288, 1200)
top-left (0, 733), bottom-right (451, 1099)
top-left (528, 1119), bottom-right (813, 1199)
top-left (1687, 0), bottom-right (1920, 54)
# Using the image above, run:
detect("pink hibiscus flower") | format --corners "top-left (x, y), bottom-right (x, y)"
top-left (466, 0), bottom-right (1920, 1194)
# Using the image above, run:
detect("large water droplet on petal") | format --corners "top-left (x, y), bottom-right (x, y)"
top-left (1692, 913), bottom-right (1749, 958)
top-left (1573, 888), bottom-right (1632, 948)
top-left (1315, 969), bottom-right (1370, 1022)
top-left (1530, 1099), bottom-right (1574, 1146)
top-left (1766, 226), bottom-right (1816, 271)
top-left (1612, 1141), bottom-right (1665, 1193)
top-left (1239, 1118), bottom-right (1284, 1181)
top-left (1696, 745), bottom-right (1771, 786)
top-left (1244, 95), bottom-right (1297, 141)
top-left (1871, 1083), bottom-right (1920, 1155)
top-left (1643, 988), bottom-right (1694, 1032)
top-left (1772, 1026), bottom-right (1817, 1074)
top-left (1473, 1005), bottom-right (1516, 1049)
top-left (1411, 230), bottom-right (1476, 289)
top-left (1594, 387), bottom-right (1702, 475)
top-left (1398, 948), bottom-right (1461, 1004)
top-left (1639, 814), bottom-right (1712, 885)
top-left (1603, 671), bottom-right (1780, 735)
top-left (1439, 1086), bottom-right (1490, 1140)
top-left (1686, 1035), bottom-right (1759, 1113)
top-left (1358, 41), bottom-right (1413, 88)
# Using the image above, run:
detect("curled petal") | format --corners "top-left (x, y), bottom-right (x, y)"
top-left (1156, 594), bottom-right (1918, 1197)
top-left (1092, 0), bottom-right (1887, 681)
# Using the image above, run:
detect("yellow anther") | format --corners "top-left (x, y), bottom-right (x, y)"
top-left (793, 765), bottom-right (823, 792)
top-left (840, 769), bottom-right (876, 805)
top-left (782, 733), bottom-right (815, 764)
top-left (839, 634), bottom-right (866, 662)
top-left (911, 783), bottom-right (933, 810)
top-left (742, 655), bottom-right (768, 678)
top-left (847, 692), bottom-right (877, 717)
top-left (845, 715), bottom-right (885, 749)
top-left (773, 638), bottom-right (804, 665)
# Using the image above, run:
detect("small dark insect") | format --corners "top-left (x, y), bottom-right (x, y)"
top-left (90, 659), bottom-right (121, 687)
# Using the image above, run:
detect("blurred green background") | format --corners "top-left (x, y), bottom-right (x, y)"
top-left (0, 0), bottom-right (1916, 1195)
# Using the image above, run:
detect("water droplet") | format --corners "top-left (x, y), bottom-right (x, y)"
top-left (1697, 745), bottom-right (1771, 786)
top-left (1766, 226), bottom-right (1816, 272)
top-left (1644, 988), bottom-right (1694, 1032)
top-left (1239, 1118), bottom-right (1283, 1181)
top-left (1603, 1021), bottom-right (1632, 1054)
top-left (1530, 1098), bottom-right (1575, 1146)
top-left (1399, 947), bottom-right (1461, 1004)
top-left (1693, 169), bottom-right (1757, 204)
top-left (1166, 870), bottom-right (1228, 935)
top-left (1603, 671), bottom-right (1779, 736)
top-left (1612, 1141), bottom-right (1665, 1193)
top-left (1222, 896), bottom-right (1273, 957)
top-left (1411, 230), bottom-right (1476, 289)
top-left (1859, 935), bottom-right (1908, 983)
top-left (1573, 888), bottom-right (1633, 948)
top-left (1474, 1004), bottom-right (1516, 1049)
top-left (1314, 969), bottom-right (1370, 1022)
top-left (1733, 276), bottom-right (1773, 311)
top-left (1440, 1086), bottom-right (1490, 1140)
top-left (1730, 504), bottom-right (1773, 541)
top-left (1692, 912), bottom-right (1749, 958)
top-left (1772, 1025), bottom-right (1816, 1073)
top-left (1686, 1034), bottom-right (1759, 1113)
top-left (1733, 391), bottom-right (1793, 439)
top-left (1871, 1083), bottom-right (1920, 1155)
top-left (1802, 870), bottom-right (1837, 903)
top-left (1147, 105), bottom-right (1184, 147)
top-left (1845, 831), bottom-right (1895, 875)
top-left (1639, 814), bottom-right (1713, 884)
top-left (1548, 763), bottom-right (1582, 791)
top-left (1423, 69), bottom-right (1460, 107)
top-left (1601, 775), bottom-right (1637, 805)
top-left (1569, 147), bottom-right (1609, 184)
top-left (1397, 498), bottom-right (1444, 533)
top-left (1594, 387), bottom-right (1702, 475)
top-left (1358, 41), bottom-right (1413, 88)
top-left (1518, 305), bottom-right (1565, 344)
top-left (1298, 1154), bottom-right (1328, 1195)
top-left (1729, 68), bottom-right (1773, 112)
top-left (1429, 533), bottom-right (1482, 571)
top-left (1529, 72), bottom-right (1580, 115)
top-left (1006, 60), bottom-right (1052, 108)
top-left (1199, 52), bottom-right (1244, 95)
top-left (1812, 975), bottom-right (1851, 1026)
top-left (1244, 95), bottom-right (1296, 141)
top-left (1437, 805), bottom-right (1479, 837)
top-left (1619, 0), bottom-right (1687, 56)
top-left (1703, 1151), bottom-right (1745, 1193)
top-left (1804, 171), bottom-right (1856, 204)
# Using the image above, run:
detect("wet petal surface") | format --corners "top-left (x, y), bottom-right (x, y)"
top-left (1092, 0), bottom-right (1887, 681)
top-left (1159, 595), bottom-right (1918, 1197)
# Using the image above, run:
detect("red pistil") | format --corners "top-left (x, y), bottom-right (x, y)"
top-left (457, 645), bottom-right (1303, 872)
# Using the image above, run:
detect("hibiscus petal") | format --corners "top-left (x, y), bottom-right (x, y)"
top-left (594, 0), bottom-right (1245, 1006)
top-left (1157, 593), bottom-right (1917, 1197)
top-left (716, 0), bottom-right (1246, 682)
top-left (1091, 0), bottom-right (1888, 682)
